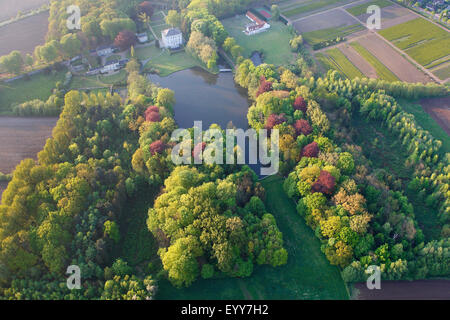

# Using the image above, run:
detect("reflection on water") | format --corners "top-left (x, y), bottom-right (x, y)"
top-left (148, 67), bottom-right (251, 130)
top-left (148, 67), bottom-right (268, 177)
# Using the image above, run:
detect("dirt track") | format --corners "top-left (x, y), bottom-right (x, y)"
top-left (0, 116), bottom-right (56, 174)
top-left (420, 96), bottom-right (450, 135)
top-left (353, 280), bottom-right (450, 300)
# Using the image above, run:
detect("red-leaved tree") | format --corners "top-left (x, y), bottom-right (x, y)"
top-left (312, 170), bottom-right (336, 195)
top-left (145, 106), bottom-right (160, 122)
top-left (265, 113), bottom-right (286, 130)
top-left (293, 96), bottom-right (307, 113)
top-left (138, 1), bottom-right (154, 17)
top-left (301, 141), bottom-right (319, 158)
top-left (256, 76), bottom-right (273, 97)
top-left (192, 142), bottom-right (207, 161)
top-left (150, 140), bottom-right (165, 155)
top-left (294, 119), bottom-right (313, 136)
top-left (114, 30), bottom-right (137, 51)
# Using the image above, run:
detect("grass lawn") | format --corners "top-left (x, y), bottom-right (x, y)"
top-left (156, 175), bottom-right (349, 300)
top-left (346, 0), bottom-right (393, 16)
top-left (282, 0), bottom-right (347, 17)
top-left (221, 16), bottom-right (295, 66)
top-left (106, 55), bottom-right (122, 62)
top-left (378, 18), bottom-right (450, 67)
top-left (350, 42), bottom-right (399, 81)
top-left (323, 48), bottom-right (365, 79)
top-left (151, 23), bottom-right (170, 39)
top-left (0, 70), bottom-right (66, 115)
top-left (143, 46), bottom-right (206, 77)
top-left (69, 75), bottom-right (106, 90)
top-left (99, 69), bottom-right (128, 85)
top-left (303, 24), bottom-right (364, 46)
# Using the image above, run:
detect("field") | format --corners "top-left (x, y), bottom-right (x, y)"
top-left (418, 96), bottom-right (450, 137)
top-left (400, 99), bottom-right (450, 152)
top-left (221, 16), bottom-right (295, 66)
top-left (0, 0), bottom-right (49, 22)
top-left (156, 175), bottom-right (349, 300)
top-left (350, 42), bottom-right (399, 81)
top-left (378, 18), bottom-right (450, 68)
top-left (302, 24), bottom-right (364, 46)
top-left (323, 48), bottom-right (364, 79)
top-left (0, 11), bottom-right (49, 56)
top-left (281, 0), bottom-right (354, 18)
top-left (352, 280), bottom-right (450, 299)
top-left (0, 69), bottom-right (67, 114)
top-left (432, 64), bottom-right (450, 81)
top-left (346, 0), bottom-right (393, 16)
top-left (292, 7), bottom-right (362, 33)
top-left (143, 46), bottom-right (206, 77)
top-left (0, 117), bottom-right (57, 174)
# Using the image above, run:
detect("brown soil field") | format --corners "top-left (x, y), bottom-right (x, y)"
top-left (340, 43), bottom-right (378, 78)
top-left (356, 33), bottom-right (432, 83)
top-left (292, 7), bottom-right (361, 32)
top-left (0, 116), bottom-right (56, 174)
top-left (0, 0), bottom-right (49, 22)
top-left (356, 4), bottom-right (417, 30)
top-left (353, 280), bottom-right (450, 300)
top-left (419, 96), bottom-right (450, 135)
top-left (0, 11), bottom-right (49, 56)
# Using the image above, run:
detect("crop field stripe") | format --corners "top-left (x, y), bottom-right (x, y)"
top-left (325, 48), bottom-right (365, 79)
top-left (378, 17), bottom-right (450, 67)
top-left (282, 0), bottom-right (349, 17)
top-left (433, 64), bottom-right (450, 80)
top-left (346, 0), bottom-right (393, 16)
top-left (302, 23), bottom-right (364, 45)
top-left (350, 42), bottom-right (399, 81)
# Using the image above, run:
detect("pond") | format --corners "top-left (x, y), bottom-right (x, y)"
top-left (148, 67), bottom-right (271, 176)
top-left (148, 67), bottom-right (251, 130)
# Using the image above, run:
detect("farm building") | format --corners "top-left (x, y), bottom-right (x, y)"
top-left (244, 11), bottom-right (270, 35)
top-left (161, 28), bottom-right (183, 49)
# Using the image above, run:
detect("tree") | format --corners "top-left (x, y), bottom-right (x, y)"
top-left (35, 40), bottom-right (60, 63)
top-left (138, 1), bottom-right (154, 17)
top-left (100, 18), bottom-right (136, 40)
top-left (166, 10), bottom-right (182, 28)
top-left (294, 119), bottom-right (312, 136)
top-left (114, 30), bottom-right (137, 51)
top-left (156, 88), bottom-right (175, 110)
top-left (256, 76), bottom-right (273, 97)
top-left (150, 140), bottom-right (165, 155)
top-left (301, 141), bottom-right (319, 158)
top-left (60, 33), bottom-right (81, 58)
top-left (265, 113), bottom-right (286, 130)
top-left (312, 170), bottom-right (336, 195)
top-left (0, 51), bottom-right (24, 74)
top-left (293, 96), bottom-right (307, 112)
top-left (271, 5), bottom-right (281, 21)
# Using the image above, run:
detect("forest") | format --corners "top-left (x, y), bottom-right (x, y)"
top-left (0, 0), bottom-right (448, 300)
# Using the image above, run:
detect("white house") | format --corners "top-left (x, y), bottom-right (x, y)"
top-left (101, 60), bottom-right (120, 74)
top-left (244, 11), bottom-right (270, 36)
top-left (136, 32), bottom-right (149, 43)
top-left (161, 28), bottom-right (183, 49)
